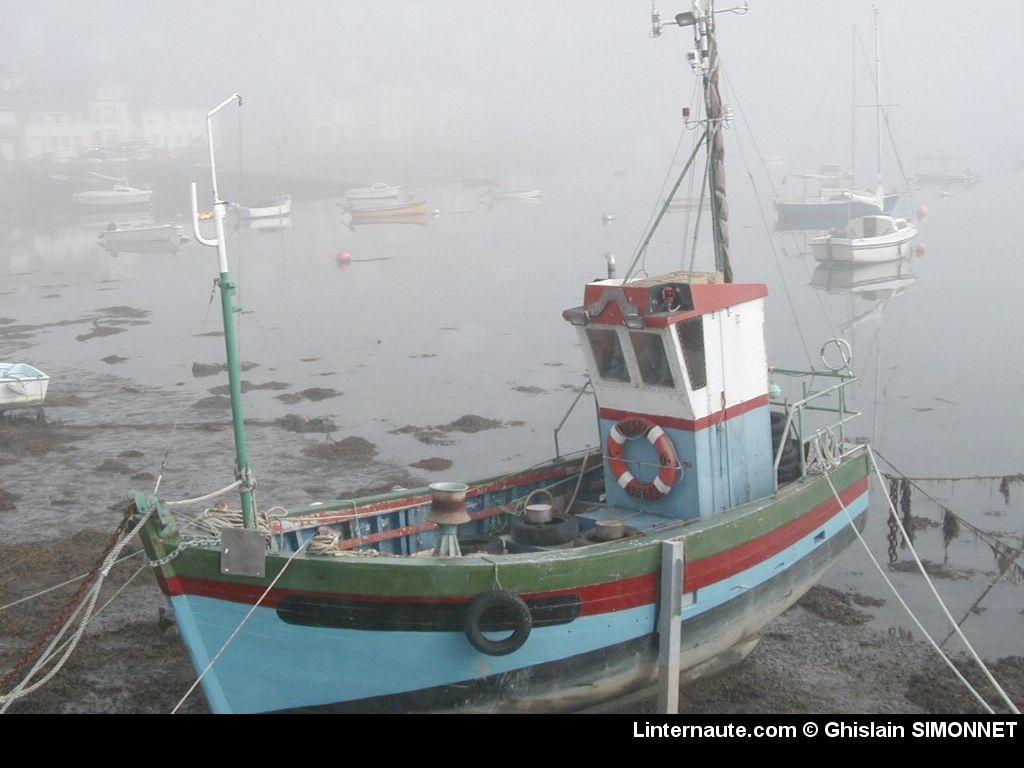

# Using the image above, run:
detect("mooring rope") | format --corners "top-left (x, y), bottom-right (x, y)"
top-left (0, 505), bottom-right (155, 712)
top-left (0, 549), bottom-right (144, 614)
top-left (864, 447), bottom-right (1020, 714)
top-left (822, 470), bottom-right (996, 713)
top-left (170, 536), bottom-right (312, 714)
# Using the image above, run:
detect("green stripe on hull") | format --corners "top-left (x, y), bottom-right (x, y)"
top-left (140, 449), bottom-right (869, 598)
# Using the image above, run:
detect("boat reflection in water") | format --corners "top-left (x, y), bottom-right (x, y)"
top-left (236, 215), bottom-right (292, 234)
top-left (810, 256), bottom-right (916, 300)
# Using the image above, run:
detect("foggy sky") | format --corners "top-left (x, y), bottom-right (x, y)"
top-left (3, 1), bottom-right (1022, 174)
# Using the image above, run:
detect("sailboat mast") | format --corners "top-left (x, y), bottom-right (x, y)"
top-left (190, 94), bottom-right (257, 530)
top-left (851, 24), bottom-right (856, 187)
top-left (698, 0), bottom-right (733, 282)
top-left (873, 5), bottom-right (882, 183)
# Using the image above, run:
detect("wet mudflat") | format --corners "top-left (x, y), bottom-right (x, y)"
top-left (1, 167), bottom-right (1022, 712)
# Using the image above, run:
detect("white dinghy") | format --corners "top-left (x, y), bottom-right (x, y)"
top-left (234, 194), bottom-right (292, 219)
top-left (0, 363), bottom-right (49, 413)
top-left (344, 183), bottom-right (402, 200)
top-left (100, 222), bottom-right (189, 246)
top-left (811, 214), bottom-right (917, 264)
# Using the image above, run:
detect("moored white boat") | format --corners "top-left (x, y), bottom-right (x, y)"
top-left (344, 182), bottom-right (402, 200)
top-left (482, 188), bottom-right (541, 201)
top-left (0, 363), bottom-right (49, 411)
top-left (100, 222), bottom-right (189, 246)
top-left (234, 195), bottom-right (292, 219)
top-left (810, 214), bottom-right (917, 264)
top-left (73, 185), bottom-right (153, 207)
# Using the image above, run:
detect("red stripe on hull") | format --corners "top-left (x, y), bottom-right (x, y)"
top-left (599, 395), bottom-right (768, 433)
top-left (166, 477), bottom-right (867, 616)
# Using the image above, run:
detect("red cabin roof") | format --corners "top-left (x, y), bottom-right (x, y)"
top-left (562, 271), bottom-right (768, 329)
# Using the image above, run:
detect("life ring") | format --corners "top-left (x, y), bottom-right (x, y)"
top-left (606, 416), bottom-right (680, 500)
top-left (463, 590), bottom-right (532, 656)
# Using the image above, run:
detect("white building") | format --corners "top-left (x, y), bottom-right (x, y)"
top-left (140, 108), bottom-right (206, 151)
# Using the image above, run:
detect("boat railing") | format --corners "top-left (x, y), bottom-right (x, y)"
top-left (769, 367), bottom-right (862, 486)
top-left (553, 378), bottom-right (595, 458)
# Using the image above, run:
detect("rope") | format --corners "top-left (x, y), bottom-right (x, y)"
top-left (165, 480), bottom-right (243, 508)
top-left (0, 549), bottom-right (144, 614)
top-left (0, 506), bottom-right (155, 711)
top-left (866, 447), bottom-right (1020, 714)
top-left (821, 470), bottom-right (995, 713)
top-left (154, 284), bottom-right (217, 495)
top-left (170, 537), bottom-right (311, 714)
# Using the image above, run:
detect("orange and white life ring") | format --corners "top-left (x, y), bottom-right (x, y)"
top-left (606, 416), bottom-right (680, 500)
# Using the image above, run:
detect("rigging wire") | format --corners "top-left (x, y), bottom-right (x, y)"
top-left (719, 63), bottom-right (839, 341)
top-left (727, 111), bottom-right (815, 369)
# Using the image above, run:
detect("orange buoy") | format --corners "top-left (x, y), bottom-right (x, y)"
top-left (915, 204), bottom-right (928, 221)
top-left (914, 243), bottom-right (927, 257)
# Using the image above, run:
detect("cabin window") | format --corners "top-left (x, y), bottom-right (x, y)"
top-left (586, 328), bottom-right (629, 382)
top-left (675, 317), bottom-right (707, 390)
top-left (629, 331), bottom-right (675, 388)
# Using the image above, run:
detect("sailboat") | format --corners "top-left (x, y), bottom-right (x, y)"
top-left (73, 159), bottom-right (153, 207)
top-left (813, 8), bottom-right (917, 265)
top-left (130, 4), bottom-right (870, 714)
top-left (774, 24), bottom-right (901, 229)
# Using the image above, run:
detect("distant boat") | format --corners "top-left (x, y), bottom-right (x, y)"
top-left (73, 185), bottom-right (153, 207)
top-left (344, 183), bottom-right (402, 200)
top-left (483, 188), bottom-right (541, 201)
top-left (910, 169), bottom-right (980, 186)
top-left (234, 195), bottom-right (291, 219)
top-left (237, 215), bottom-right (292, 233)
top-left (349, 212), bottom-right (430, 228)
top-left (0, 363), bottom-right (49, 412)
top-left (775, 186), bottom-right (899, 229)
top-left (100, 222), bottom-right (189, 246)
top-left (340, 199), bottom-right (432, 217)
top-left (810, 214), bottom-right (917, 264)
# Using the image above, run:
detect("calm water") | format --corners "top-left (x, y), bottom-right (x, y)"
top-left (1, 154), bottom-right (1021, 657)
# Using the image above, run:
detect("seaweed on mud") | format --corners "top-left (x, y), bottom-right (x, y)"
top-left (75, 324), bottom-right (125, 342)
top-left (389, 414), bottom-right (513, 445)
top-left (797, 586), bottom-right (871, 626)
top-left (207, 381), bottom-right (290, 395)
top-left (0, 488), bottom-right (18, 512)
top-left (302, 435), bottom-right (378, 463)
top-left (409, 457), bottom-right (453, 472)
top-left (101, 355), bottom-right (128, 365)
top-left (275, 387), bottom-right (340, 404)
top-left (274, 414), bottom-right (338, 433)
top-left (191, 361), bottom-right (259, 377)
top-left (192, 395), bottom-right (231, 410)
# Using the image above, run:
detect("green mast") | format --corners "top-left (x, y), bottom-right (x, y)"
top-left (189, 94), bottom-right (257, 530)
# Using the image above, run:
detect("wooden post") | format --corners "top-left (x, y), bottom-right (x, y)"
top-left (657, 537), bottom-right (686, 714)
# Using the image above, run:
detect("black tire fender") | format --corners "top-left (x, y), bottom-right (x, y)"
top-left (463, 590), bottom-right (532, 656)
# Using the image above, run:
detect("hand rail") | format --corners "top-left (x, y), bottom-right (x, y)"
top-left (770, 368), bottom-right (861, 486)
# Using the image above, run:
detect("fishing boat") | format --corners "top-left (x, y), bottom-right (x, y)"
top-left (0, 364), bottom-right (49, 414)
top-left (344, 182), bottom-right (402, 200)
top-left (233, 194), bottom-right (292, 219)
top-left (73, 184), bottom-right (153, 207)
top-left (810, 214), bottom-right (917, 264)
top-left (99, 222), bottom-right (189, 247)
top-left (131, 5), bottom-right (870, 714)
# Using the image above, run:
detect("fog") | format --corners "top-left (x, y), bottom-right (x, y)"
top-left (4, 0), bottom-right (1022, 177)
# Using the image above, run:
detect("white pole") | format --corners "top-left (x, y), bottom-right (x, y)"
top-left (656, 537), bottom-right (686, 714)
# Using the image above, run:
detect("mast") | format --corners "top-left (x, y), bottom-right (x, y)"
top-left (851, 24), bottom-right (857, 188)
top-left (698, 0), bottom-right (732, 282)
top-left (189, 94), bottom-right (257, 530)
top-left (873, 5), bottom-right (882, 184)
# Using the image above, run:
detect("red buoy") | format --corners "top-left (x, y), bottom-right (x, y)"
top-left (915, 204), bottom-right (928, 221)
top-left (914, 243), bottom-right (927, 258)
top-left (336, 251), bottom-right (352, 262)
